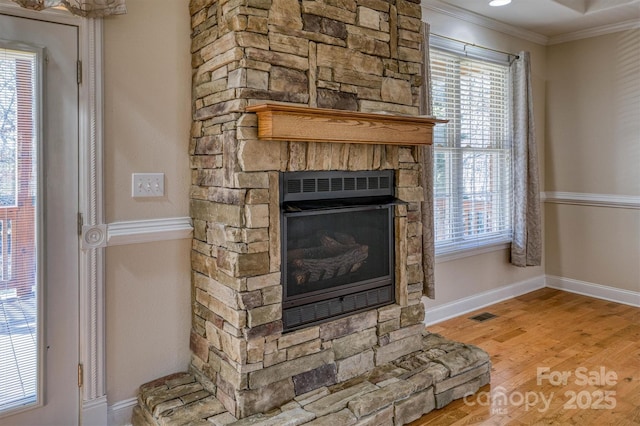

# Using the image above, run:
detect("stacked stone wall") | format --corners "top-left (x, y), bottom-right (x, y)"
top-left (188, 0), bottom-right (427, 418)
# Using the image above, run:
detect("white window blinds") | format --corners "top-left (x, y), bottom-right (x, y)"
top-left (430, 47), bottom-right (513, 255)
top-left (0, 46), bottom-right (39, 413)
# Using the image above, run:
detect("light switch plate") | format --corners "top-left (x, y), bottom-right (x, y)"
top-left (132, 173), bottom-right (164, 198)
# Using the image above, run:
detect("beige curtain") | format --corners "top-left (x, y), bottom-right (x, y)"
top-left (510, 51), bottom-right (542, 267)
top-left (420, 22), bottom-right (435, 298)
top-left (10, 0), bottom-right (126, 17)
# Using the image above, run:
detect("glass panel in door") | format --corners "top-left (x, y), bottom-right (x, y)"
top-left (0, 45), bottom-right (39, 414)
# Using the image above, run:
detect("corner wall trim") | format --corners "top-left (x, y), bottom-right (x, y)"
top-left (107, 217), bottom-right (193, 246)
top-left (546, 276), bottom-right (640, 307)
top-left (423, 276), bottom-right (546, 326)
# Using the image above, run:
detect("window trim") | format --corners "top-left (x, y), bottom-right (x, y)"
top-left (430, 39), bottom-right (513, 257)
top-left (436, 241), bottom-right (511, 263)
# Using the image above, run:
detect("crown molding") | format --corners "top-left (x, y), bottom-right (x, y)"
top-left (422, 0), bottom-right (640, 46)
top-left (421, 0), bottom-right (549, 45)
top-left (548, 18), bottom-right (640, 44)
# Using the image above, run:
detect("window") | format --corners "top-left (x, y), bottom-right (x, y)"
top-left (430, 46), bottom-right (512, 256)
top-left (0, 44), bottom-right (38, 413)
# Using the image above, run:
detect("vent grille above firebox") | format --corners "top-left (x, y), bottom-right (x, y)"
top-left (282, 170), bottom-right (394, 202)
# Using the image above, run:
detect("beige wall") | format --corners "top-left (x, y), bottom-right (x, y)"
top-left (545, 204), bottom-right (640, 291)
top-left (422, 9), bottom-right (546, 309)
top-left (104, 0), bottom-right (191, 222)
top-left (105, 240), bottom-right (192, 403)
top-left (103, 0), bottom-right (192, 405)
top-left (546, 30), bottom-right (640, 196)
top-left (545, 30), bottom-right (640, 292)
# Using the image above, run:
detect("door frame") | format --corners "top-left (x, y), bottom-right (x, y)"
top-left (0, 2), bottom-right (107, 423)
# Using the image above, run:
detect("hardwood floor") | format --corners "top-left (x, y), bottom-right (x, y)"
top-left (410, 288), bottom-right (640, 425)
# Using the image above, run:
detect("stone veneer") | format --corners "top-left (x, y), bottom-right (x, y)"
top-left (187, 0), bottom-right (427, 420)
top-left (133, 333), bottom-right (491, 425)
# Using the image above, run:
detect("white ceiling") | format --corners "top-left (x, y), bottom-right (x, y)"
top-left (427, 0), bottom-right (640, 43)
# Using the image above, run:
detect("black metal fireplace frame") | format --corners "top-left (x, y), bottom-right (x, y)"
top-left (280, 170), bottom-right (406, 331)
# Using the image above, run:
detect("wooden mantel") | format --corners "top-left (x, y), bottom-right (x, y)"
top-left (246, 103), bottom-right (448, 146)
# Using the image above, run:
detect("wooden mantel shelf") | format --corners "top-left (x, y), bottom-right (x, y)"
top-left (246, 103), bottom-right (448, 146)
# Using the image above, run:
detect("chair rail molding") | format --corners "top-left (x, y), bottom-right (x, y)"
top-left (543, 191), bottom-right (640, 209)
top-left (107, 217), bottom-right (193, 246)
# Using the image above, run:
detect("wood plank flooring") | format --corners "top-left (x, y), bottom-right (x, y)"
top-left (410, 288), bottom-right (640, 425)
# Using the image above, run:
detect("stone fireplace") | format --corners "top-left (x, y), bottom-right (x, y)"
top-left (186, 0), bottom-right (429, 418)
top-left (132, 0), bottom-right (491, 424)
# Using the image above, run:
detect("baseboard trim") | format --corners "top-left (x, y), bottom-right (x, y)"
top-left (108, 397), bottom-right (138, 426)
top-left (546, 275), bottom-right (640, 307)
top-left (423, 276), bottom-right (546, 326)
top-left (82, 396), bottom-right (107, 425)
top-left (107, 217), bottom-right (193, 246)
top-left (423, 275), bottom-right (640, 326)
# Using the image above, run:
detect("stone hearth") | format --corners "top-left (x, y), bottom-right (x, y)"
top-left (133, 333), bottom-right (491, 425)
top-left (132, 0), bottom-right (491, 423)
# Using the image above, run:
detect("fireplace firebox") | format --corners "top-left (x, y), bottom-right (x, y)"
top-left (280, 170), bottom-right (406, 331)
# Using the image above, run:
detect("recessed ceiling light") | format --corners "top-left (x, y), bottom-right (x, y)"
top-left (489, 0), bottom-right (511, 6)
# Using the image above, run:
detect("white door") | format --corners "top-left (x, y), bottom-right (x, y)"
top-left (0, 12), bottom-right (80, 424)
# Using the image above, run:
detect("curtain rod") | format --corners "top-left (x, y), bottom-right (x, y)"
top-left (431, 33), bottom-right (520, 60)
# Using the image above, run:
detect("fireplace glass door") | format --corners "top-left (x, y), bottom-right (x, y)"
top-left (284, 206), bottom-right (391, 299)
top-left (280, 170), bottom-right (400, 331)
